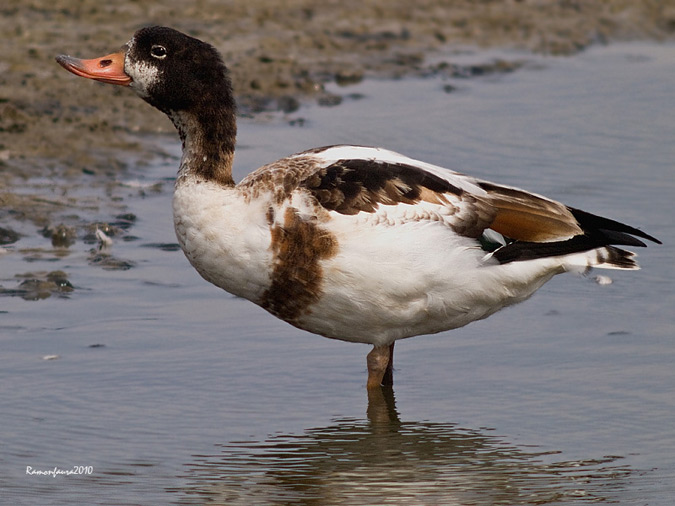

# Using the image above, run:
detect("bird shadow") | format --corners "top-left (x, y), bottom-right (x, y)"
top-left (167, 387), bottom-right (633, 505)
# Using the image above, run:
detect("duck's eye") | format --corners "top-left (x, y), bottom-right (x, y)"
top-left (150, 45), bottom-right (167, 59)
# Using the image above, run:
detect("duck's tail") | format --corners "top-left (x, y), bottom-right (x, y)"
top-left (487, 207), bottom-right (660, 270)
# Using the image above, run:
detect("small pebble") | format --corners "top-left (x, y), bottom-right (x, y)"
top-left (95, 228), bottom-right (113, 250)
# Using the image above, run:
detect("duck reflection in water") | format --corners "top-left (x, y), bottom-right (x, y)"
top-left (170, 388), bottom-right (631, 505)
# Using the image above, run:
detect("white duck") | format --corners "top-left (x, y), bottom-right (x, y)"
top-left (57, 26), bottom-right (659, 389)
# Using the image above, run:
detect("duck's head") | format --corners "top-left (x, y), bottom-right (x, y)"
top-left (57, 26), bottom-right (238, 184)
top-left (56, 26), bottom-right (234, 115)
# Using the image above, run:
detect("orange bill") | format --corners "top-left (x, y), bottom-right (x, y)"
top-left (55, 51), bottom-right (131, 86)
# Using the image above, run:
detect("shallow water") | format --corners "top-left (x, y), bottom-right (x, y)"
top-left (1, 43), bottom-right (674, 505)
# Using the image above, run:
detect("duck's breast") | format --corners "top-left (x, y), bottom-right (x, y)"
top-left (173, 179), bottom-right (275, 302)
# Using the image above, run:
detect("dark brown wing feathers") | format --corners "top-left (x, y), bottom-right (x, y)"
top-left (302, 159), bottom-right (464, 215)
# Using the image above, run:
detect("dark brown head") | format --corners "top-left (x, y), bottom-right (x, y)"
top-left (57, 27), bottom-right (238, 185)
top-left (56, 26), bottom-right (235, 116)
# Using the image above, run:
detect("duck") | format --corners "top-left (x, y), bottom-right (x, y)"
top-left (56, 26), bottom-right (660, 389)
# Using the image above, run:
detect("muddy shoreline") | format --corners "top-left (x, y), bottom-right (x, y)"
top-left (1, 0), bottom-right (674, 240)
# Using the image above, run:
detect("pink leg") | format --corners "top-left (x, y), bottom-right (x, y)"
top-left (366, 342), bottom-right (395, 389)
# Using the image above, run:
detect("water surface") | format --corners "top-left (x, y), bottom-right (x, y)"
top-left (1, 43), bottom-right (673, 505)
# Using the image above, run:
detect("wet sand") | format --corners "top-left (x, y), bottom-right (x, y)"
top-left (1, 0), bottom-right (674, 236)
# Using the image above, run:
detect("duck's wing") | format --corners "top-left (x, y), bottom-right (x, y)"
top-left (295, 145), bottom-right (497, 239)
top-left (241, 145), bottom-right (659, 268)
